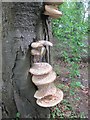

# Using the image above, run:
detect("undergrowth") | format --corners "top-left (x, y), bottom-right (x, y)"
top-left (51, 1), bottom-right (88, 119)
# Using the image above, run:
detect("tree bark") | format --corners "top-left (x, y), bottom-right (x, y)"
top-left (2, 2), bottom-right (52, 118)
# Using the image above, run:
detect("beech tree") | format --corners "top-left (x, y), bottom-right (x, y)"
top-left (2, 2), bottom-right (52, 118)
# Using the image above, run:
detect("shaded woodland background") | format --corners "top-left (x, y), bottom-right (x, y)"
top-left (50, 1), bottom-right (89, 118)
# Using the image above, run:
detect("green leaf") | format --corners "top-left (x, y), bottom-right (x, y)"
top-left (16, 112), bottom-right (20, 118)
top-left (75, 82), bottom-right (82, 87)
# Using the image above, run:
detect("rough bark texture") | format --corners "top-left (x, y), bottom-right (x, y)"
top-left (2, 2), bottom-right (52, 118)
top-left (0, 2), bottom-right (2, 120)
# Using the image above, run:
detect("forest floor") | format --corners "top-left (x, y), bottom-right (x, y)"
top-left (50, 39), bottom-right (88, 119)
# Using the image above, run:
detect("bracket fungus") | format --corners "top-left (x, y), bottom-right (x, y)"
top-left (29, 0), bottom-right (64, 107)
top-left (31, 42), bottom-right (43, 48)
top-left (31, 40), bottom-right (53, 62)
top-left (31, 49), bottom-right (41, 56)
top-left (32, 70), bottom-right (56, 85)
top-left (38, 40), bottom-right (53, 47)
top-left (31, 40), bottom-right (53, 48)
top-left (34, 83), bottom-right (57, 99)
top-left (31, 46), bottom-right (46, 57)
top-left (44, 5), bottom-right (62, 19)
top-left (36, 88), bottom-right (63, 107)
top-left (29, 62), bottom-right (52, 75)
top-left (29, 40), bottom-right (63, 107)
top-left (43, 0), bottom-right (63, 19)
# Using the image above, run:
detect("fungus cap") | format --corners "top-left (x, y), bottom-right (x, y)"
top-left (31, 40), bottom-right (53, 47)
top-left (44, 5), bottom-right (62, 18)
top-left (41, 46), bottom-right (46, 56)
top-left (31, 49), bottom-right (40, 56)
top-left (39, 40), bottom-right (53, 47)
top-left (32, 71), bottom-right (56, 85)
top-left (31, 42), bottom-right (43, 48)
top-left (44, 12), bottom-right (62, 19)
top-left (49, 14), bottom-right (62, 19)
top-left (36, 88), bottom-right (63, 107)
top-left (29, 62), bottom-right (52, 75)
top-left (34, 83), bottom-right (57, 99)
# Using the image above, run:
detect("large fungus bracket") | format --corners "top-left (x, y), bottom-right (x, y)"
top-left (29, 1), bottom-right (64, 107)
top-left (29, 40), bottom-right (63, 107)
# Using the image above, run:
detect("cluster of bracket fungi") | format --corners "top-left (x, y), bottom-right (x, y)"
top-left (29, 0), bottom-right (63, 107)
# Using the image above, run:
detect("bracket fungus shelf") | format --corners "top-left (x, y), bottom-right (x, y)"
top-left (43, 0), bottom-right (63, 19)
top-left (32, 70), bottom-right (56, 85)
top-left (29, 40), bottom-right (63, 107)
top-left (29, 62), bottom-right (52, 75)
top-left (29, 1), bottom-right (64, 107)
top-left (44, 5), bottom-right (62, 19)
top-left (34, 83), bottom-right (57, 99)
top-left (36, 88), bottom-right (63, 107)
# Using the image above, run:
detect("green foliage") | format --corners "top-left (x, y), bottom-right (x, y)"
top-left (56, 83), bottom-right (69, 92)
top-left (52, 2), bottom-right (88, 93)
top-left (52, 2), bottom-right (88, 61)
top-left (54, 64), bottom-right (61, 75)
top-left (16, 112), bottom-right (20, 119)
top-left (50, 99), bottom-right (86, 119)
top-left (51, 2), bottom-right (88, 118)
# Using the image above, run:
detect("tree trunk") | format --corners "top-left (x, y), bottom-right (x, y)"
top-left (2, 2), bottom-right (52, 118)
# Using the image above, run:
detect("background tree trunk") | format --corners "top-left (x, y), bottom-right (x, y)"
top-left (2, 2), bottom-right (52, 118)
